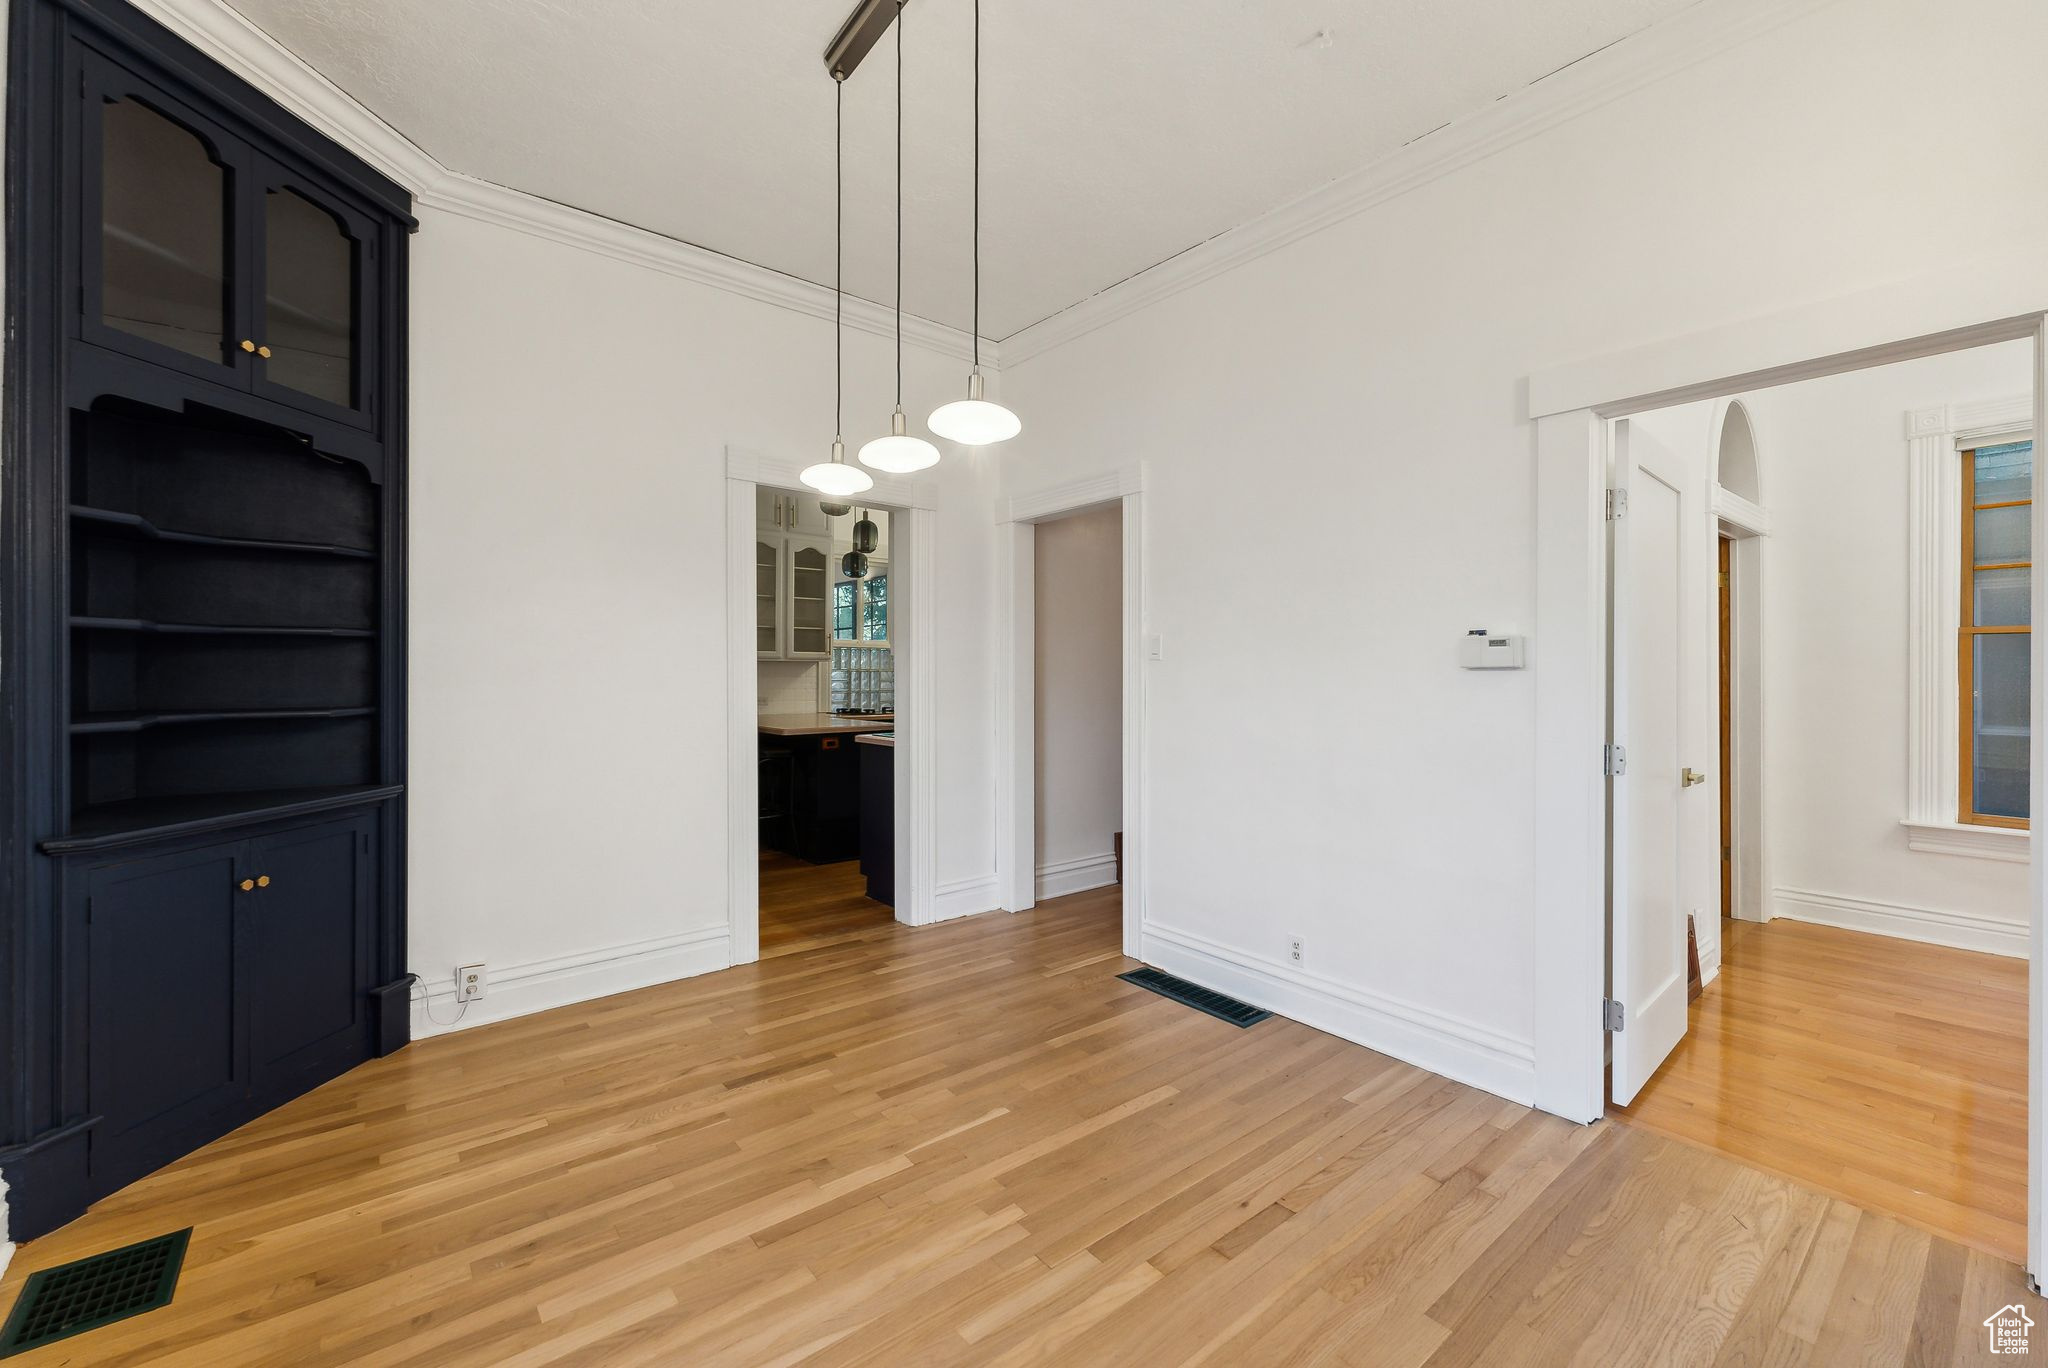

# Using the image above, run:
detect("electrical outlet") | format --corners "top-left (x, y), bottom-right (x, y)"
top-left (1287, 935), bottom-right (1305, 967)
top-left (455, 963), bottom-right (486, 1002)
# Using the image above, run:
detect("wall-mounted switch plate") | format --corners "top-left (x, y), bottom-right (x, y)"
top-left (456, 963), bottom-right (486, 1002)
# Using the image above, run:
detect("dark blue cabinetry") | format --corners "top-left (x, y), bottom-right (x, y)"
top-left (70, 812), bottom-right (378, 1201)
top-left (0, 0), bottom-right (412, 1240)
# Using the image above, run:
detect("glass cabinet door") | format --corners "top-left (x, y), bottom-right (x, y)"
top-left (82, 54), bottom-right (249, 384)
top-left (252, 165), bottom-right (376, 426)
top-left (788, 540), bottom-right (831, 658)
top-left (757, 538), bottom-right (784, 658)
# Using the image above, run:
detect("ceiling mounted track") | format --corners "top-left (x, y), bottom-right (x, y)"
top-left (824, 0), bottom-right (907, 80)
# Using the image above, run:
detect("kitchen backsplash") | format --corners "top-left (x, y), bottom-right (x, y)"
top-left (758, 659), bottom-right (830, 714)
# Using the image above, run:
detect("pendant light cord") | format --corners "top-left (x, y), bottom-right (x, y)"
top-left (895, 5), bottom-right (904, 408)
top-left (835, 73), bottom-right (844, 446)
top-left (972, 0), bottom-right (981, 371)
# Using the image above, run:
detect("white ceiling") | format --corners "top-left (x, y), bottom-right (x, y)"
top-left (226, 0), bottom-right (1699, 339)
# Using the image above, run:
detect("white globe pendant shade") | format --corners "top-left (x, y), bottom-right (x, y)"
top-left (928, 371), bottom-right (1020, 446)
top-left (859, 409), bottom-right (941, 473)
top-left (800, 440), bottom-right (874, 496)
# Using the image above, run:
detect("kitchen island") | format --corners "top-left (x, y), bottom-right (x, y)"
top-left (855, 732), bottom-right (894, 905)
top-left (758, 715), bottom-right (892, 863)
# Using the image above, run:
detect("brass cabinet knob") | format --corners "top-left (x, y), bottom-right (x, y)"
top-left (1682, 768), bottom-right (1708, 788)
top-left (240, 339), bottom-right (256, 353)
top-left (257, 345), bottom-right (272, 359)
top-left (239, 878), bottom-right (255, 891)
top-left (256, 875), bottom-right (271, 888)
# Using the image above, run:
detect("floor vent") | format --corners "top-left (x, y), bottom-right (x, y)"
top-left (0, 1228), bottom-right (190, 1358)
top-left (1119, 967), bottom-right (1272, 1028)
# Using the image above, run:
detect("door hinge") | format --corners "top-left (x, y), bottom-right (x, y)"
top-left (1605, 488), bottom-right (1628, 520)
top-left (1603, 998), bottom-right (1626, 1032)
top-left (1604, 744), bottom-right (1627, 777)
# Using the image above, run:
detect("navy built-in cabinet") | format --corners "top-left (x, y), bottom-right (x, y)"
top-left (1, 0), bottom-right (414, 1239)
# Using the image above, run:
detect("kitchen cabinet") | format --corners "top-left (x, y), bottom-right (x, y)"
top-left (759, 733), bottom-right (863, 863)
top-left (757, 532), bottom-right (832, 660)
top-left (858, 736), bottom-right (894, 905)
top-left (79, 45), bottom-right (385, 431)
top-left (756, 490), bottom-right (831, 537)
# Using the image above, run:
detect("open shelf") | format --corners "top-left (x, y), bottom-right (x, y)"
top-left (72, 616), bottom-right (375, 638)
top-left (71, 706), bottom-right (377, 735)
top-left (71, 504), bottom-right (376, 559)
top-left (45, 783), bottom-right (405, 854)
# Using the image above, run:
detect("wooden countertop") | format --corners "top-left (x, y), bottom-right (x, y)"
top-left (757, 713), bottom-right (894, 737)
top-left (854, 733), bottom-right (895, 748)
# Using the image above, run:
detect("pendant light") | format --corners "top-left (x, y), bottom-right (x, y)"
top-left (860, 9), bottom-right (942, 474)
top-left (802, 74), bottom-right (876, 497)
top-left (927, 0), bottom-right (1019, 446)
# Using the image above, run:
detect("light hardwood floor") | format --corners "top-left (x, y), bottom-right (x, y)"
top-left (1613, 916), bottom-right (2028, 1264)
top-left (757, 852), bottom-right (895, 961)
top-left (3, 880), bottom-right (2040, 1365)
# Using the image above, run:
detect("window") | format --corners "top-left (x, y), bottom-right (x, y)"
top-left (861, 573), bottom-right (888, 642)
top-left (833, 570), bottom-right (888, 645)
top-left (1961, 439), bottom-right (2034, 827)
top-left (832, 581), bottom-right (857, 640)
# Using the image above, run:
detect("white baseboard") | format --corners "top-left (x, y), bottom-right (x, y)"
top-left (931, 874), bottom-right (1001, 924)
top-left (1138, 923), bottom-right (1536, 1107)
top-left (1698, 936), bottom-right (1722, 986)
top-left (1770, 886), bottom-right (2027, 959)
top-left (1035, 851), bottom-right (1118, 901)
top-left (0, 1175), bottom-right (11, 1272)
top-left (409, 925), bottom-right (733, 1038)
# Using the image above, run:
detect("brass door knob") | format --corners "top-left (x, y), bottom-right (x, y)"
top-left (256, 875), bottom-right (271, 888)
top-left (240, 339), bottom-right (256, 353)
top-left (239, 878), bottom-right (255, 891)
top-left (256, 345), bottom-right (272, 359)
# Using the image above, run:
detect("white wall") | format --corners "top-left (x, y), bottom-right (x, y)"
top-left (1033, 506), bottom-right (1123, 898)
top-left (999, 0), bottom-right (2048, 1105)
top-left (1742, 343), bottom-right (2034, 952)
top-left (408, 209), bottom-right (999, 1032)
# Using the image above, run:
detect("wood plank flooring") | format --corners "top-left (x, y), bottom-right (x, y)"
top-left (3, 880), bottom-right (2039, 1365)
top-left (757, 852), bottom-right (895, 961)
top-left (1612, 916), bottom-right (2028, 1264)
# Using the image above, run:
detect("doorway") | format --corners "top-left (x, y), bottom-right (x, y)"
top-left (1032, 506), bottom-right (1124, 906)
top-left (995, 466), bottom-right (1146, 958)
top-left (1603, 340), bottom-right (2038, 1261)
top-left (753, 492), bottom-right (900, 957)
top-left (723, 447), bottom-right (937, 963)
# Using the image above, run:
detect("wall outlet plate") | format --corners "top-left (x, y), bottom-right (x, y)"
top-left (455, 963), bottom-right (486, 1002)
top-left (1287, 935), bottom-right (1305, 967)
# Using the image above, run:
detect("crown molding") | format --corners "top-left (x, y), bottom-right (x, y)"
top-left (996, 0), bottom-right (1838, 369)
top-left (126, 0), bottom-right (998, 368)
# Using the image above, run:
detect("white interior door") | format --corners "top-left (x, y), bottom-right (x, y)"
top-left (1609, 420), bottom-right (1690, 1106)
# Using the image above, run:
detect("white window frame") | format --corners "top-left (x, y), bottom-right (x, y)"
top-left (1903, 396), bottom-right (2034, 860)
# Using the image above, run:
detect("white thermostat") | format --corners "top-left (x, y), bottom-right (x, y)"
top-left (1459, 630), bottom-right (1525, 669)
